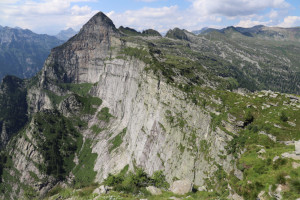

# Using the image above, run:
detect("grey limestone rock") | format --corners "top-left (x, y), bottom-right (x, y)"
top-left (295, 140), bottom-right (300, 155)
top-left (170, 179), bottom-right (193, 195)
top-left (146, 186), bottom-right (162, 195)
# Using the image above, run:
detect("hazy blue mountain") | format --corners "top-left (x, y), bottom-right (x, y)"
top-left (0, 26), bottom-right (63, 82)
top-left (55, 27), bottom-right (77, 41)
top-left (192, 27), bottom-right (209, 35)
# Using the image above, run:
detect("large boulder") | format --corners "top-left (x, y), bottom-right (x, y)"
top-left (170, 179), bottom-right (193, 195)
top-left (146, 186), bottom-right (162, 195)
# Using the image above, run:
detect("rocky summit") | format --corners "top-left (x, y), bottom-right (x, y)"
top-left (0, 12), bottom-right (300, 200)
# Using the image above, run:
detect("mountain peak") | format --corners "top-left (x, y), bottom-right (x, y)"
top-left (83, 12), bottom-right (117, 32)
top-left (166, 28), bottom-right (189, 41)
top-left (68, 11), bottom-right (118, 42)
top-left (55, 27), bottom-right (77, 41)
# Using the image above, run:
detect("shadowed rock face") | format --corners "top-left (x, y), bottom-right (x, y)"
top-left (42, 12), bottom-right (120, 84)
top-left (0, 76), bottom-right (28, 148)
top-left (166, 28), bottom-right (189, 41)
top-left (71, 11), bottom-right (119, 43)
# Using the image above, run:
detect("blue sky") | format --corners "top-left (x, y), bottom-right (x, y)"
top-left (0, 0), bottom-right (300, 35)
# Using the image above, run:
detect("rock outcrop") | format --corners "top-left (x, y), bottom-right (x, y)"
top-left (169, 179), bottom-right (193, 195)
top-left (146, 186), bottom-right (162, 195)
top-left (295, 140), bottom-right (300, 155)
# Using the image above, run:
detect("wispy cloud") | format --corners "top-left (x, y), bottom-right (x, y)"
top-left (191, 0), bottom-right (290, 17)
top-left (108, 6), bottom-right (180, 32)
top-left (236, 19), bottom-right (272, 28)
top-left (278, 16), bottom-right (300, 27)
top-left (0, 0), bottom-right (98, 34)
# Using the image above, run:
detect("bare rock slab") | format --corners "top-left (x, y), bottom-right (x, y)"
top-left (170, 179), bottom-right (193, 195)
top-left (146, 186), bottom-right (162, 195)
top-left (295, 140), bottom-right (300, 155)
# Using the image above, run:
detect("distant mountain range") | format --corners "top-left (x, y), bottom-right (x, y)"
top-left (193, 25), bottom-right (300, 41)
top-left (192, 27), bottom-right (210, 35)
top-left (0, 26), bottom-right (64, 81)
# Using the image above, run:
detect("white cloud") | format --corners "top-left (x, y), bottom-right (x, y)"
top-left (236, 19), bottom-right (272, 28)
top-left (108, 6), bottom-right (180, 32)
top-left (0, 0), bottom-right (98, 34)
top-left (278, 16), bottom-right (300, 27)
top-left (136, 0), bottom-right (160, 2)
top-left (107, 4), bottom-right (228, 33)
top-left (71, 5), bottom-right (92, 15)
top-left (269, 9), bottom-right (279, 19)
top-left (191, 0), bottom-right (289, 17)
top-left (0, 0), bottom-right (20, 4)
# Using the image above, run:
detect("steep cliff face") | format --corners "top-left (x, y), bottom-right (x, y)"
top-left (0, 12), bottom-right (235, 198)
top-left (89, 60), bottom-right (235, 185)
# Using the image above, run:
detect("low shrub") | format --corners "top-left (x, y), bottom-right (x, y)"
top-left (290, 178), bottom-right (300, 194)
top-left (276, 172), bottom-right (287, 185)
top-left (273, 158), bottom-right (287, 170)
top-left (103, 168), bottom-right (169, 194)
top-left (279, 111), bottom-right (288, 122)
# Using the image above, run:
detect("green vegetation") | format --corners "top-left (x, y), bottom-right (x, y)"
top-left (0, 152), bottom-right (18, 198)
top-left (72, 139), bottom-right (98, 188)
top-left (23, 186), bottom-right (38, 199)
top-left (229, 142), bottom-right (298, 199)
top-left (76, 95), bottom-right (103, 115)
top-left (151, 170), bottom-right (170, 189)
top-left (0, 76), bottom-right (28, 138)
top-left (91, 125), bottom-right (104, 135)
top-left (104, 167), bottom-right (169, 194)
top-left (60, 83), bottom-right (93, 97)
top-left (97, 107), bottom-right (114, 122)
top-left (0, 152), bottom-right (7, 184)
top-left (33, 111), bottom-right (82, 180)
top-left (119, 47), bottom-right (151, 64)
top-left (109, 128), bottom-right (127, 153)
top-left (44, 89), bottom-right (66, 106)
top-left (290, 178), bottom-right (300, 194)
top-left (279, 111), bottom-right (288, 122)
top-left (44, 186), bottom-right (231, 200)
top-left (45, 83), bottom-right (101, 114)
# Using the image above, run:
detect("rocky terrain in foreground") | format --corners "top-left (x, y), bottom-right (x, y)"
top-left (0, 12), bottom-right (300, 200)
